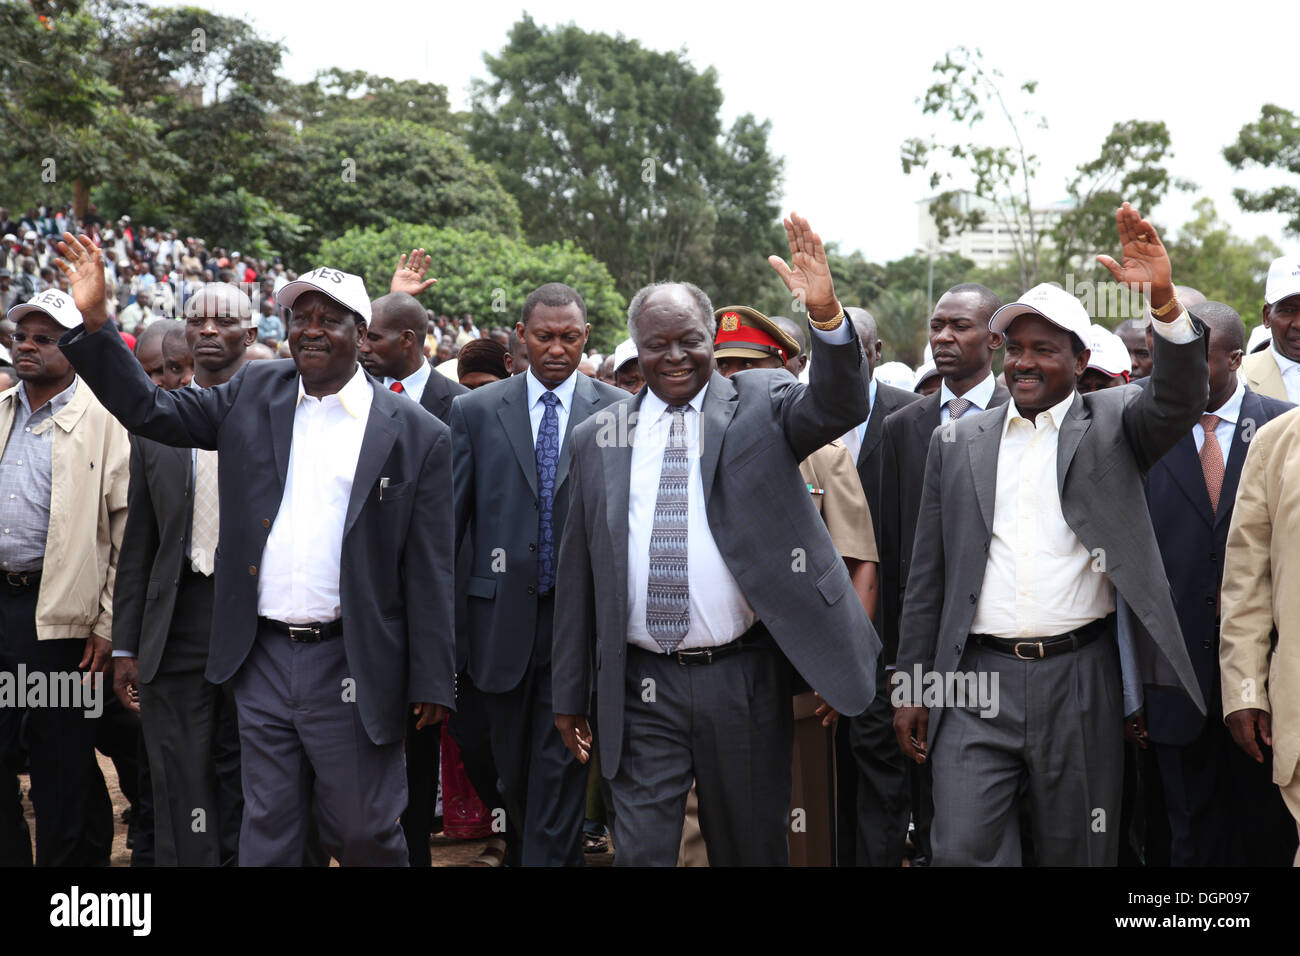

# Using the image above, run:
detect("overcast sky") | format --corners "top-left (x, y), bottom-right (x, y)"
top-left (153, 0), bottom-right (1299, 268)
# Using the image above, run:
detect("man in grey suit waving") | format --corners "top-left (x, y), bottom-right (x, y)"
top-left (893, 204), bottom-right (1208, 865)
top-left (553, 213), bottom-right (881, 866)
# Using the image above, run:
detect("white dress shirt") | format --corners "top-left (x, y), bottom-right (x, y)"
top-left (626, 383), bottom-right (756, 652)
top-left (1193, 379), bottom-right (1244, 469)
top-left (257, 364), bottom-right (373, 623)
top-left (526, 369), bottom-right (578, 447)
top-left (939, 372), bottom-right (996, 422)
top-left (841, 377), bottom-right (877, 463)
top-left (1270, 345), bottom-right (1300, 404)
top-left (383, 359), bottom-right (431, 404)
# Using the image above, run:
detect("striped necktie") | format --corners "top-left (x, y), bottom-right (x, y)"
top-left (646, 406), bottom-right (691, 652)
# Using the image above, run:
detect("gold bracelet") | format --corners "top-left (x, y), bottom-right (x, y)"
top-left (1148, 294), bottom-right (1181, 319)
top-left (808, 308), bottom-right (845, 331)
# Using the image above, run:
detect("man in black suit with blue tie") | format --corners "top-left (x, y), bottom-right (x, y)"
top-left (56, 235), bottom-right (456, 866)
top-left (1137, 300), bottom-right (1298, 865)
top-left (450, 282), bottom-right (625, 866)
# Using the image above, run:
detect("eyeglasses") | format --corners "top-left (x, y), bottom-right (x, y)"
top-left (11, 332), bottom-right (59, 346)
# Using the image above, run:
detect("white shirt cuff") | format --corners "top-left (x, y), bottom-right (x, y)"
top-left (111, 649), bottom-right (137, 659)
top-left (1150, 307), bottom-right (1197, 345)
top-left (809, 316), bottom-right (853, 345)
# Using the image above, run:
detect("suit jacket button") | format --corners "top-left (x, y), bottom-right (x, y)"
top-left (527, 585), bottom-right (536, 595)
top-left (1205, 596), bottom-right (1214, 605)
top-left (1202, 639), bottom-right (1213, 649)
top-left (248, 565), bottom-right (257, 576)
top-left (262, 518), bottom-right (271, 528)
top-left (969, 593), bottom-right (977, 604)
top-left (953, 643), bottom-right (962, 653)
top-left (529, 543), bottom-right (536, 552)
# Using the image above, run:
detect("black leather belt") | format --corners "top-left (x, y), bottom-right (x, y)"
top-left (3, 570), bottom-right (41, 590)
top-left (974, 616), bottom-right (1110, 661)
top-left (670, 622), bottom-right (771, 666)
top-left (258, 616), bottom-right (343, 643)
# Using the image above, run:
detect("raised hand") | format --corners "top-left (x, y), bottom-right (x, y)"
top-left (55, 232), bottom-right (109, 331)
top-left (391, 248), bottom-right (438, 296)
top-left (1096, 202), bottom-right (1173, 296)
top-left (768, 212), bottom-right (841, 322)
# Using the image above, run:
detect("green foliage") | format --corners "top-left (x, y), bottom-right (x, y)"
top-left (292, 68), bottom-right (462, 132)
top-left (869, 288), bottom-right (930, 367)
top-left (1168, 199), bottom-right (1281, 329)
top-left (316, 223), bottom-right (627, 351)
top-left (1224, 104), bottom-right (1300, 236)
top-left (468, 14), bottom-right (784, 303)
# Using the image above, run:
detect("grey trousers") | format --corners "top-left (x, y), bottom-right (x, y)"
top-left (931, 635), bottom-right (1123, 866)
top-left (610, 637), bottom-right (793, 866)
top-left (232, 625), bottom-right (408, 866)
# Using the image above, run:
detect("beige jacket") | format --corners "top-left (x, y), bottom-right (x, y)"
top-left (1220, 405), bottom-right (1300, 787)
top-left (1242, 349), bottom-right (1289, 403)
top-left (0, 379), bottom-right (129, 641)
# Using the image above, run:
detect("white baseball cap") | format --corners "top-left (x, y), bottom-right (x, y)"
top-left (7, 288), bottom-right (84, 329)
top-left (1265, 255), bottom-right (1300, 306)
top-left (613, 337), bottom-right (638, 372)
top-left (912, 360), bottom-right (941, 393)
top-left (276, 266), bottom-right (371, 323)
top-left (1247, 324), bottom-right (1271, 354)
top-left (989, 282), bottom-right (1092, 346)
top-left (1086, 324), bottom-right (1132, 379)
top-left (874, 360), bottom-right (914, 391)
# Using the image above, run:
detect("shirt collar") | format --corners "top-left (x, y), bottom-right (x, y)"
top-left (868, 376), bottom-right (878, 412)
top-left (940, 372), bottom-right (996, 411)
top-left (1208, 379), bottom-right (1245, 425)
top-left (388, 359), bottom-right (431, 396)
top-left (296, 363), bottom-right (371, 418)
top-left (1005, 389), bottom-right (1076, 435)
top-left (1272, 343), bottom-right (1300, 375)
top-left (641, 380), bottom-right (709, 423)
top-left (18, 376), bottom-right (77, 415)
top-left (527, 367), bottom-right (579, 412)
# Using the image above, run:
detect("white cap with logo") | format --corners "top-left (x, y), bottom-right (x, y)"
top-left (1265, 255), bottom-right (1300, 306)
top-left (989, 282), bottom-right (1092, 346)
top-left (276, 266), bottom-right (371, 323)
top-left (6, 288), bottom-right (84, 329)
top-left (612, 338), bottom-right (638, 372)
top-left (1086, 324), bottom-right (1132, 379)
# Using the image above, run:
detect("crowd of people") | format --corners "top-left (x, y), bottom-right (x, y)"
top-left (2, 198), bottom-right (1299, 870)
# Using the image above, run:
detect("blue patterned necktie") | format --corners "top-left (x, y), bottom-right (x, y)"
top-left (535, 389), bottom-right (561, 593)
top-left (646, 405), bottom-right (691, 652)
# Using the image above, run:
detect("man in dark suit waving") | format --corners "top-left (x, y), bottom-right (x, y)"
top-left (894, 204), bottom-right (1208, 865)
top-left (450, 282), bottom-right (625, 866)
top-left (553, 213), bottom-right (881, 866)
top-left (56, 236), bottom-right (455, 866)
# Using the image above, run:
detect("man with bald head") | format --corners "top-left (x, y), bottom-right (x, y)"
top-left (133, 320), bottom-right (169, 386)
top-left (1114, 319), bottom-right (1152, 380)
top-left (111, 283), bottom-right (257, 865)
top-left (1140, 300), bottom-right (1295, 865)
top-left (365, 290), bottom-right (467, 423)
top-left (1141, 286), bottom-right (1207, 379)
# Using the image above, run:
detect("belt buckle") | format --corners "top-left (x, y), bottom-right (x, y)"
top-left (1013, 640), bottom-right (1043, 661)
top-left (288, 624), bottom-right (320, 643)
top-left (5, 571), bottom-right (27, 588)
top-left (675, 647), bottom-right (712, 665)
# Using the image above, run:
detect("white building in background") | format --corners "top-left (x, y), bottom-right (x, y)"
top-left (916, 190), bottom-right (1074, 270)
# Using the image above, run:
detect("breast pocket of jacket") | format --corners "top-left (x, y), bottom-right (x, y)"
top-left (379, 479), bottom-right (414, 502)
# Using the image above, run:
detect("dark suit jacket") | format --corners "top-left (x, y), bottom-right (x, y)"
top-left (878, 380), bottom-right (1010, 662)
top-left (1143, 386), bottom-right (1293, 745)
top-left (450, 371), bottom-right (627, 694)
top-left (552, 329), bottom-right (882, 779)
top-left (420, 367), bottom-right (468, 423)
top-left (112, 436), bottom-right (195, 684)
top-left (897, 325), bottom-right (1211, 746)
top-left (856, 382), bottom-right (921, 566)
top-left (61, 322), bottom-right (455, 746)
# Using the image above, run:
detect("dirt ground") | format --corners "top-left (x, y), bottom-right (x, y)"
top-left (16, 753), bottom-right (614, 867)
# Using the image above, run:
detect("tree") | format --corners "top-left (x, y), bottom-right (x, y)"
top-left (293, 68), bottom-right (462, 132)
top-left (0, 0), bottom-right (178, 216)
top-left (901, 47), bottom-right (1046, 289)
top-left (1224, 104), bottom-right (1300, 237)
top-left (1052, 120), bottom-right (1190, 277)
top-left (868, 288), bottom-right (930, 368)
top-left (1168, 199), bottom-right (1281, 328)
top-left (468, 15), bottom-right (785, 302)
top-left (317, 223), bottom-right (627, 351)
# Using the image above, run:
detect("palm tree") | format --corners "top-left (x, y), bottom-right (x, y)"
top-left (869, 288), bottom-right (930, 368)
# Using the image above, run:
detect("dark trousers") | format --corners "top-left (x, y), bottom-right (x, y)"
top-left (401, 711), bottom-right (441, 867)
top-left (610, 635), bottom-right (794, 867)
top-left (848, 662), bottom-right (912, 866)
top-left (482, 595), bottom-right (585, 866)
top-left (94, 693), bottom-right (153, 865)
top-left (0, 581), bottom-right (112, 866)
top-left (139, 569), bottom-right (241, 866)
top-left (449, 673), bottom-right (517, 858)
top-left (232, 624), bottom-right (408, 866)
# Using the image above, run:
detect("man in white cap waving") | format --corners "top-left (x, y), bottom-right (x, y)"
top-left (54, 236), bottom-right (456, 866)
top-left (893, 204), bottom-right (1209, 866)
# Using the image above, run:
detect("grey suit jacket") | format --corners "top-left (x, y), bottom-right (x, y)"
top-left (552, 330), bottom-right (882, 779)
top-left (450, 370), bottom-right (627, 694)
top-left (896, 325), bottom-right (1210, 746)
